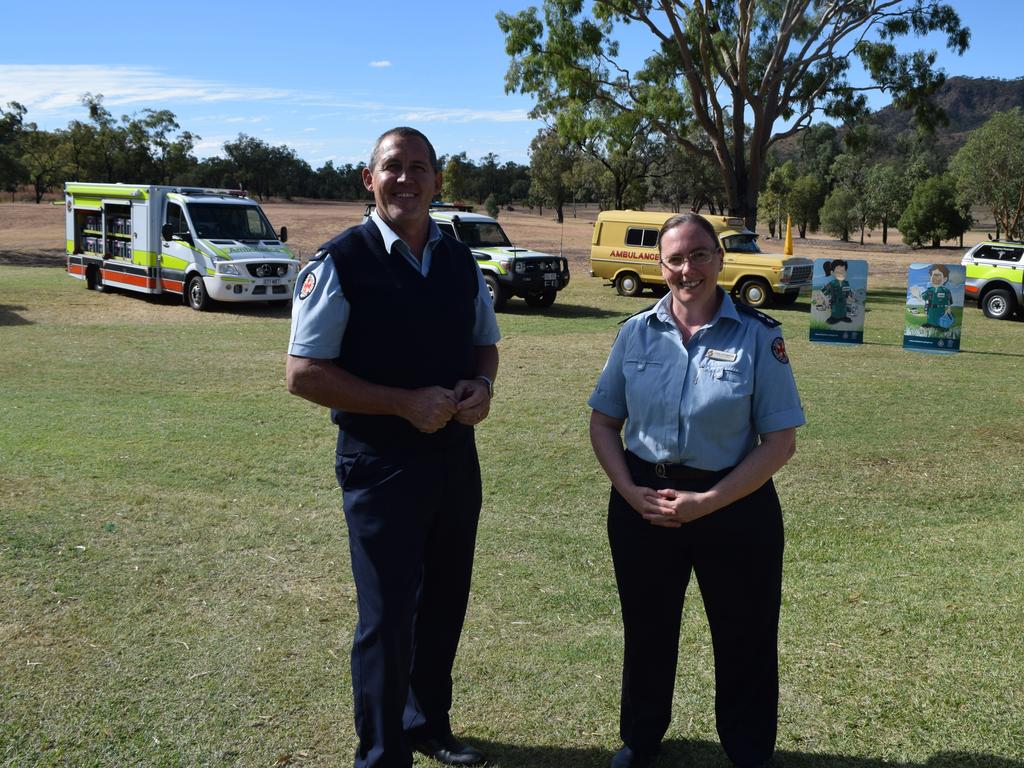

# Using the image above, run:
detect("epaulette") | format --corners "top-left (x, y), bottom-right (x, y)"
top-left (309, 248), bottom-right (329, 262)
top-left (618, 302), bottom-right (658, 325)
top-left (735, 303), bottom-right (781, 327)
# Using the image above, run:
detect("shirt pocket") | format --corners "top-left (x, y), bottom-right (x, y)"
top-left (622, 358), bottom-right (667, 411)
top-left (699, 360), bottom-right (753, 397)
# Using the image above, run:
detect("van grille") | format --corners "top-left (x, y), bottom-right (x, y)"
top-left (246, 263), bottom-right (289, 278)
top-left (790, 265), bottom-right (812, 283)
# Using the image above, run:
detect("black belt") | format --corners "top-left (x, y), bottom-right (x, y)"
top-left (626, 451), bottom-right (724, 480)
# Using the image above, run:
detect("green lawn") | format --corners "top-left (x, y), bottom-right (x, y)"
top-left (2, 267), bottom-right (1022, 767)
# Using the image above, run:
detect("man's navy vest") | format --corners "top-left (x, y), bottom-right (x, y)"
top-left (322, 221), bottom-right (478, 454)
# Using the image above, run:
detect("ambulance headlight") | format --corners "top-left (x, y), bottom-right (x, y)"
top-left (216, 262), bottom-right (240, 276)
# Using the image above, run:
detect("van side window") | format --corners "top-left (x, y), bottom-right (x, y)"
top-left (625, 227), bottom-right (658, 248)
top-left (986, 245), bottom-right (1023, 263)
top-left (437, 222), bottom-right (457, 239)
top-left (166, 203), bottom-right (186, 234)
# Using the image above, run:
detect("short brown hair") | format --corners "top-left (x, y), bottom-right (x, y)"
top-left (369, 127), bottom-right (439, 172)
top-left (658, 213), bottom-right (720, 253)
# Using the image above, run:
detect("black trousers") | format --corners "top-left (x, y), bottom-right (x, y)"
top-left (608, 452), bottom-right (784, 767)
top-left (336, 437), bottom-right (482, 768)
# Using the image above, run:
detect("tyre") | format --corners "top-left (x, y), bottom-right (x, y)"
top-left (524, 290), bottom-right (556, 308)
top-left (615, 271), bottom-right (643, 297)
top-left (737, 278), bottom-right (772, 308)
top-left (187, 274), bottom-right (211, 311)
top-left (982, 287), bottom-right (1016, 320)
top-left (483, 274), bottom-right (508, 311)
top-left (86, 265), bottom-right (106, 292)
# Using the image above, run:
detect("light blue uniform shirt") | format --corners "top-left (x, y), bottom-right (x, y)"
top-left (288, 209), bottom-right (501, 358)
top-left (589, 291), bottom-right (805, 470)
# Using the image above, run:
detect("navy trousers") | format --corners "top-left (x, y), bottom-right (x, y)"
top-left (336, 437), bottom-right (482, 768)
top-left (608, 452), bottom-right (784, 767)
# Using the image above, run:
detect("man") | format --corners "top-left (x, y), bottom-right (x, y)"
top-left (286, 126), bottom-right (499, 768)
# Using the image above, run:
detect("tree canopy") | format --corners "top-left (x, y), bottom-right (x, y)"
top-left (499, 0), bottom-right (969, 226)
top-left (949, 108), bottom-right (1024, 240)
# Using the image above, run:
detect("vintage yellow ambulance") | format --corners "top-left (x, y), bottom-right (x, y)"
top-left (589, 210), bottom-right (813, 307)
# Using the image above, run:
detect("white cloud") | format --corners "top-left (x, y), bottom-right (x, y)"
top-left (394, 107), bottom-right (530, 124)
top-left (0, 65), bottom-right (292, 117)
top-left (369, 60), bottom-right (392, 68)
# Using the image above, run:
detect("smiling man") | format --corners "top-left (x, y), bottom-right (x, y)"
top-left (286, 127), bottom-right (499, 768)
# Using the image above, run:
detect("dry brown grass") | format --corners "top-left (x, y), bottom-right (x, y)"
top-left (0, 198), bottom-right (990, 288)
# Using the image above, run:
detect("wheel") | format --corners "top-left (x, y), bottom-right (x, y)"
top-left (615, 271), bottom-right (643, 297)
top-left (982, 287), bottom-right (1016, 320)
top-left (187, 274), bottom-right (211, 311)
top-left (737, 278), bottom-right (772, 308)
top-left (483, 274), bottom-right (508, 311)
top-left (86, 265), bottom-right (106, 292)
top-left (523, 290), bottom-right (556, 308)
top-left (775, 291), bottom-right (800, 306)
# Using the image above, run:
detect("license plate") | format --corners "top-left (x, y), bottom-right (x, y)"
top-left (544, 272), bottom-right (557, 280)
top-left (260, 278), bottom-right (282, 285)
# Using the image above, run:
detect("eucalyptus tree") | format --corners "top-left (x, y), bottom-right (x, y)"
top-left (499, 0), bottom-right (969, 228)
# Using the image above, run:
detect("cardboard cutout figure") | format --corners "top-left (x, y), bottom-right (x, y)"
top-left (810, 258), bottom-right (867, 344)
top-left (903, 263), bottom-right (965, 354)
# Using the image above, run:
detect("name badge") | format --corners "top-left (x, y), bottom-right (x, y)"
top-left (705, 348), bottom-right (737, 363)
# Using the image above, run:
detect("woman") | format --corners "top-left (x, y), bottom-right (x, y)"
top-left (821, 259), bottom-right (853, 324)
top-left (588, 214), bottom-right (805, 768)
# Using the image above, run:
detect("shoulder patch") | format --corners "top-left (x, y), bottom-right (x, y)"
top-left (771, 336), bottom-right (789, 364)
top-left (736, 303), bottom-right (781, 327)
top-left (299, 271), bottom-right (317, 300)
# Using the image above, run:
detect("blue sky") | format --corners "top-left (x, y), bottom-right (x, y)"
top-left (3, 1), bottom-right (1021, 168)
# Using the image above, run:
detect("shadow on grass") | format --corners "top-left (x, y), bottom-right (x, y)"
top-left (0, 304), bottom-right (32, 326)
top-left (466, 738), bottom-right (1024, 767)
top-left (82, 285), bottom-right (295, 318)
top-left (498, 301), bottom-right (627, 320)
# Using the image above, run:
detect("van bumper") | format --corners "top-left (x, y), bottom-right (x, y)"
top-left (207, 276), bottom-right (295, 302)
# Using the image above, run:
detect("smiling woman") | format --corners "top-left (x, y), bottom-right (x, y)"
top-left (588, 212), bottom-right (806, 768)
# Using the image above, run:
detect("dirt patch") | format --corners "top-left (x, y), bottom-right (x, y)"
top-left (1, 199), bottom-right (985, 287)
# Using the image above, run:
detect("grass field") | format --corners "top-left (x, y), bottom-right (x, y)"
top-left (2, 263), bottom-right (1023, 768)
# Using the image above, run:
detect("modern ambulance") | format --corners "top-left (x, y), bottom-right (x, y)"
top-left (65, 182), bottom-right (298, 311)
top-left (961, 239), bottom-right (1024, 319)
top-left (589, 210), bottom-right (813, 307)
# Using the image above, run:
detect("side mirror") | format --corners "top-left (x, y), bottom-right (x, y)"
top-left (279, 226), bottom-right (288, 243)
top-left (161, 223), bottom-right (174, 241)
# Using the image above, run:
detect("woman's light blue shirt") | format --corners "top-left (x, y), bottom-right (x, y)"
top-left (588, 291), bottom-right (805, 470)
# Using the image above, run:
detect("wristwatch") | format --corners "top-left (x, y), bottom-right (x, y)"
top-left (475, 375), bottom-right (494, 398)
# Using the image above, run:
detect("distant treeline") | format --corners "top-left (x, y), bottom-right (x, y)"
top-left (0, 95), bottom-right (530, 205)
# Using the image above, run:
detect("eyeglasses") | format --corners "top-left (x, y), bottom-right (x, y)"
top-left (659, 249), bottom-right (719, 270)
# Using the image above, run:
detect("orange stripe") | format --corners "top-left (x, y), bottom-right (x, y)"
top-left (162, 279), bottom-right (184, 293)
top-left (101, 269), bottom-right (156, 289)
top-left (68, 264), bottom-right (86, 276)
top-left (965, 284), bottom-right (978, 295)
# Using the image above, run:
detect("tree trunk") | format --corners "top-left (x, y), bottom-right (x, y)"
top-left (555, 203), bottom-right (564, 224)
top-left (931, 236), bottom-right (941, 247)
top-left (882, 216), bottom-right (889, 245)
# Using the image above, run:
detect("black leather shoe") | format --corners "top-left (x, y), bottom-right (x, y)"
top-left (610, 745), bottom-right (657, 768)
top-left (413, 733), bottom-right (487, 766)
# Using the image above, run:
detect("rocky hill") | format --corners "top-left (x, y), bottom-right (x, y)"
top-left (870, 75), bottom-right (1024, 156)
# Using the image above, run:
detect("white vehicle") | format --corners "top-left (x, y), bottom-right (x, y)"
top-left (65, 182), bottom-right (298, 310)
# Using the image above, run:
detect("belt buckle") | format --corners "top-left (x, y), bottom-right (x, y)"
top-left (655, 462), bottom-right (667, 478)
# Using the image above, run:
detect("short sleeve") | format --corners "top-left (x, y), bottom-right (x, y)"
top-left (472, 266), bottom-right (501, 346)
top-left (588, 324), bottom-right (630, 420)
top-left (751, 327), bottom-right (805, 434)
top-left (287, 256), bottom-right (349, 359)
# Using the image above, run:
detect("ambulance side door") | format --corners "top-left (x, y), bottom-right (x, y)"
top-left (161, 201), bottom-right (197, 294)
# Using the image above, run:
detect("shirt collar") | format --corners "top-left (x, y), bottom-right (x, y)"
top-left (369, 207), bottom-right (442, 255)
top-left (650, 287), bottom-right (740, 329)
